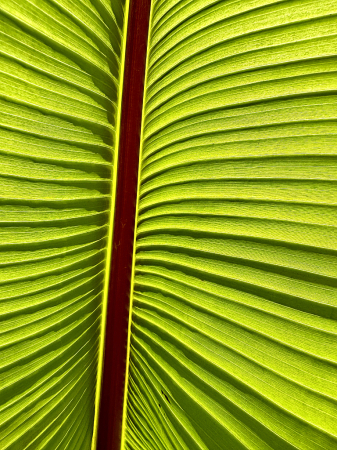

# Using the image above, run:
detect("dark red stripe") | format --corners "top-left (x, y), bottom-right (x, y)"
top-left (96, 1), bottom-right (151, 449)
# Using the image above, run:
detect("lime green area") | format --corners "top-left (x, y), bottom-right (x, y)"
top-left (2, 1), bottom-right (337, 449)
top-left (0, 1), bottom-right (128, 448)
top-left (124, 1), bottom-right (337, 449)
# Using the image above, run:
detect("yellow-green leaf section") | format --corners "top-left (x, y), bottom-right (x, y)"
top-left (0, 1), bottom-right (129, 449)
top-left (123, 1), bottom-right (337, 449)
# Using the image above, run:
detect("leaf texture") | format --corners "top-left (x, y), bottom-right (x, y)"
top-left (124, 1), bottom-right (337, 449)
top-left (0, 1), bottom-right (127, 449)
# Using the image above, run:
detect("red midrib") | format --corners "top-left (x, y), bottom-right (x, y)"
top-left (96, 1), bottom-right (151, 449)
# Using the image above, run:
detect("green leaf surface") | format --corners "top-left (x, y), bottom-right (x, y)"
top-left (2, 1), bottom-right (337, 449)
top-left (124, 1), bottom-right (337, 449)
top-left (0, 1), bottom-right (128, 449)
